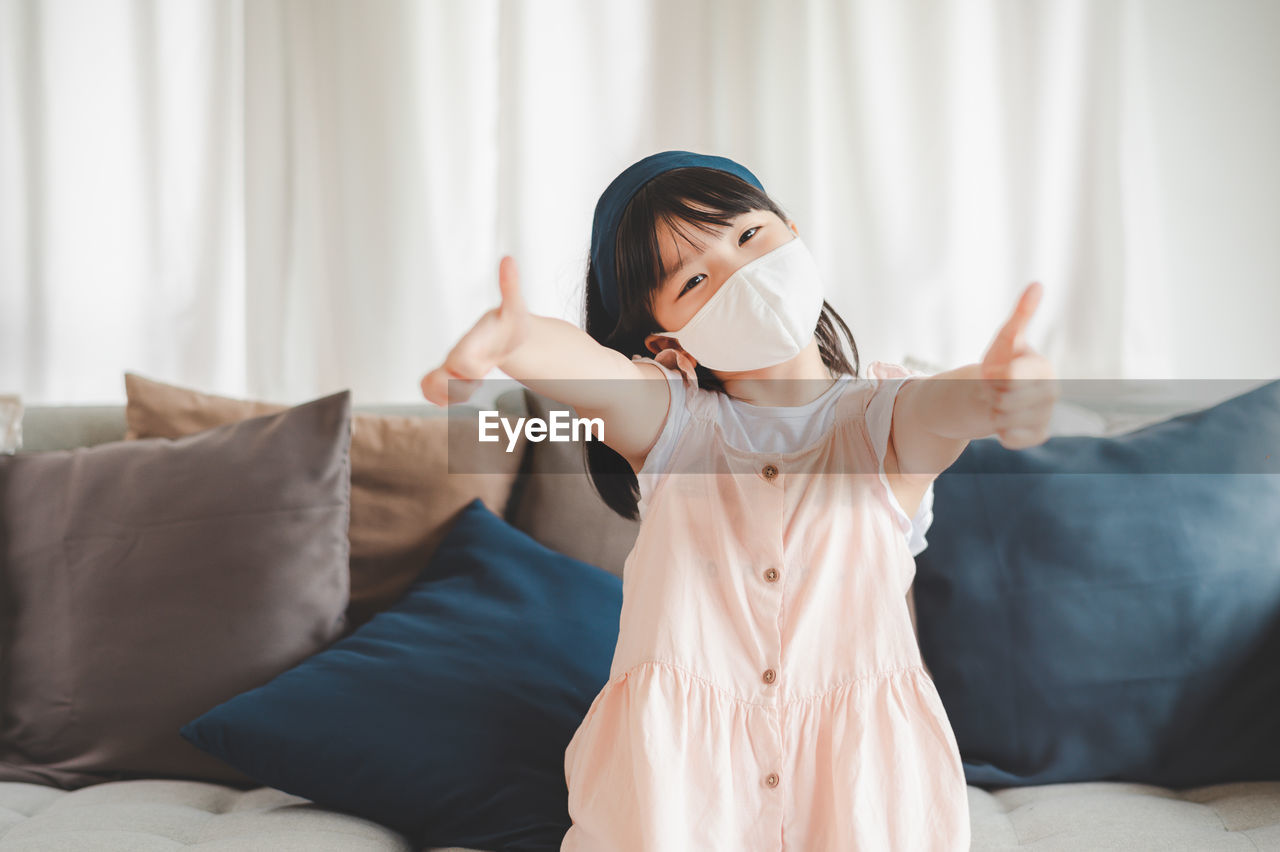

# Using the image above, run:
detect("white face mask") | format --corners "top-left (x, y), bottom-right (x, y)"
top-left (654, 235), bottom-right (825, 371)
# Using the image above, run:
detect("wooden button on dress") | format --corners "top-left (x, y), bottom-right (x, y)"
top-left (765, 772), bottom-right (780, 788)
top-left (764, 567), bottom-right (779, 582)
top-left (762, 463), bottom-right (778, 480)
top-left (762, 668), bottom-right (776, 684)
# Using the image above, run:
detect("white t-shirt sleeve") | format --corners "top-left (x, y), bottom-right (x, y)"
top-left (863, 360), bottom-right (935, 557)
top-left (904, 481), bottom-right (934, 557)
top-left (631, 354), bottom-right (691, 478)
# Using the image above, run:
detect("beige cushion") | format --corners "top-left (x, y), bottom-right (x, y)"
top-left (123, 372), bottom-right (527, 633)
top-left (0, 392), bottom-right (353, 789)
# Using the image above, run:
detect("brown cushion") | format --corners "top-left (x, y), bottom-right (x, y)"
top-left (122, 372), bottom-right (526, 633)
top-left (0, 391), bottom-right (353, 789)
top-left (504, 389), bottom-right (641, 579)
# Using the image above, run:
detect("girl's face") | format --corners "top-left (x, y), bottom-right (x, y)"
top-left (651, 208), bottom-right (800, 337)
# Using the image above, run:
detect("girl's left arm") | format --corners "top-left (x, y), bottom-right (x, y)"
top-left (889, 283), bottom-right (1061, 481)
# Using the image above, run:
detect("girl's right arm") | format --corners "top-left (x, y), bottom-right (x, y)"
top-left (419, 256), bottom-right (673, 472)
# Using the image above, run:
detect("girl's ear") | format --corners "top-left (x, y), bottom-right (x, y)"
top-left (642, 333), bottom-right (701, 382)
top-left (644, 332), bottom-right (680, 356)
top-left (644, 332), bottom-right (697, 367)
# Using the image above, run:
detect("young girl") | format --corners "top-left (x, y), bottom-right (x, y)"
top-left (422, 150), bottom-right (1059, 851)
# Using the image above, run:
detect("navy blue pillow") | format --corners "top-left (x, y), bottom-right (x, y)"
top-left (914, 380), bottom-right (1280, 789)
top-left (181, 497), bottom-right (622, 851)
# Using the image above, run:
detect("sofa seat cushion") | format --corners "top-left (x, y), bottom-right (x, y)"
top-left (2, 779), bottom-right (1277, 850)
top-left (969, 780), bottom-right (1280, 850)
top-left (0, 780), bottom-right (415, 851)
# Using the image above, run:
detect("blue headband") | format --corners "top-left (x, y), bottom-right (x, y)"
top-left (590, 150), bottom-right (766, 322)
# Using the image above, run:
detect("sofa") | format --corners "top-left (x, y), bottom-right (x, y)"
top-left (2, 378), bottom-right (1280, 851)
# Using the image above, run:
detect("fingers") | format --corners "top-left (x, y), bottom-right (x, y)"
top-left (991, 397), bottom-right (1055, 432)
top-left (419, 369), bottom-right (450, 406)
top-left (983, 349), bottom-right (1051, 398)
top-left (420, 365), bottom-right (481, 406)
top-left (420, 256), bottom-right (525, 407)
top-left (977, 289), bottom-right (1056, 451)
top-left (996, 427), bottom-right (1048, 450)
top-left (988, 371), bottom-right (1060, 449)
top-left (421, 370), bottom-right (448, 406)
top-left (987, 374), bottom-right (1059, 415)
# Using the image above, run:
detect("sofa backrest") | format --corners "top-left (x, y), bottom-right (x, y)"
top-left (15, 389), bottom-right (527, 453)
top-left (14, 387), bottom-right (645, 579)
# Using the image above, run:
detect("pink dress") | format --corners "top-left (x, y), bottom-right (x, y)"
top-left (561, 352), bottom-right (971, 851)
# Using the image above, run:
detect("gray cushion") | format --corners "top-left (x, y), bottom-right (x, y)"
top-left (0, 391), bottom-right (353, 789)
top-left (118, 373), bottom-right (531, 635)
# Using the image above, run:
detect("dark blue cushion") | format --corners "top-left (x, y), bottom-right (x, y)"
top-left (914, 379), bottom-right (1280, 789)
top-left (181, 497), bottom-right (622, 851)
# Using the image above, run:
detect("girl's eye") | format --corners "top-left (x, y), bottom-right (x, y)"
top-left (679, 274), bottom-right (705, 297)
top-left (677, 225), bottom-right (761, 297)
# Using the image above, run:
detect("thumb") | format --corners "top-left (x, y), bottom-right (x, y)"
top-left (496, 256), bottom-right (526, 319)
top-left (983, 282), bottom-right (1043, 377)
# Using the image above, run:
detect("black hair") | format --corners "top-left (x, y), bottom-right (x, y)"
top-left (581, 166), bottom-right (861, 520)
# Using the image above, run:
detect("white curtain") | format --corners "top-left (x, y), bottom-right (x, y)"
top-left (3, 0), bottom-right (1278, 405)
top-left (1, 0), bottom-right (244, 403)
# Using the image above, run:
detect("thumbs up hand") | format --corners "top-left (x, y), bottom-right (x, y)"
top-left (420, 255), bottom-right (531, 406)
top-left (979, 282), bottom-right (1060, 450)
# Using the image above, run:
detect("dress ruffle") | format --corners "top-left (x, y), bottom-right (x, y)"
top-left (562, 661), bottom-right (968, 851)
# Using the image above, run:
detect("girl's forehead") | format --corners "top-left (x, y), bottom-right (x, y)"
top-left (654, 207), bottom-right (772, 258)
top-left (655, 220), bottom-right (712, 270)
top-left (656, 218), bottom-right (711, 251)
top-left (655, 210), bottom-right (738, 249)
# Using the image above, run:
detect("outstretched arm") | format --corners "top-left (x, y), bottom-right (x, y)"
top-left (889, 283), bottom-right (1060, 485)
top-left (420, 255), bottom-right (671, 467)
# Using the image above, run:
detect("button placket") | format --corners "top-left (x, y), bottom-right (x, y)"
top-left (755, 460), bottom-right (784, 695)
top-left (755, 459), bottom-right (785, 803)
